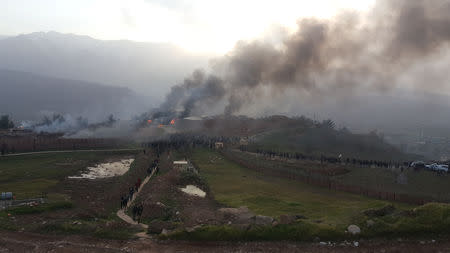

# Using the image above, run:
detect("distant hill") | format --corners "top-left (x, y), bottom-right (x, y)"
top-left (0, 32), bottom-right (210, 99)
top-left (0, 69), bottom-right (146, 121)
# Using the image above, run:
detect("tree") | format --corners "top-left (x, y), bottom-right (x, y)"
top-left (0, 115), bottom-right (14, 129)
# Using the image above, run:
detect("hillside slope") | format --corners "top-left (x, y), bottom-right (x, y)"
top-left (249, 125), bottom-right (418, 161)
top-left (0, 32), bottom-right (209, 97)
top-left (0, 69), bottom-right (143, 120)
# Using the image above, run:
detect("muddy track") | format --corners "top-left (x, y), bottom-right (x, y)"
top-left (1, 231), bottom-right (450, 252)
top-left (116, 168), bottom-right (156, 235)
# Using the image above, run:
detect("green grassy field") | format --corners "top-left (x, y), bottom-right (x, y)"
top-left (0, 150), bottom-right (139, 199)
top-left (224, 150), bottom-right (450, 202)
top-left (191, 149), bottom-right (411, 226)
top-left (0, 150), bottom-right (143, 239)
top-left (336, 166), bottom-right (450, 202)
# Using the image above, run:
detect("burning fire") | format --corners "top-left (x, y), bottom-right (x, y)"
top-left (147, 119), bottom-right (152, 124)
top-left (170, 119), bottom-right (175, 125)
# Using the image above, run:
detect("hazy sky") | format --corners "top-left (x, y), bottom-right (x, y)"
top-left (1, 0), bottom-right (375, 54)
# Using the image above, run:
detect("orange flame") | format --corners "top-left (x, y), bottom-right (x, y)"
top-left (170, 119), bottom-right (175, 125)
top-left (147, 119), bottom-right (152, 124)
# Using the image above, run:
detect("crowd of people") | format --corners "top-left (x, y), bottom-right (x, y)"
top-left (119, 155), bottom-right (161, 223)
top-left (142, 134), bottom-right (239, 153)
top-left (244, 146), bottom-right (412, 169)
top-left (138, 133), bottom-right (417, 170)
top-left (120, 178), bottom-right (142, 209)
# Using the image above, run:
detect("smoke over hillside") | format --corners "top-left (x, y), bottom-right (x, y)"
top-left (156, 0), bottom-right (450, 118)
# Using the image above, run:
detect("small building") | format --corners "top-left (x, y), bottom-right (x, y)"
top-left (173, 160), bottom-right (198, 174)
top-left (215, 142), bottom-right (224, 149)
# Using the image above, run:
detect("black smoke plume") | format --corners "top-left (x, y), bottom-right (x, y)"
top-left (155, 0), bottom-right (450, 118)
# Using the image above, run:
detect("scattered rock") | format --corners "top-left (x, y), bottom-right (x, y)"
top-left (279, 214), bottom-right (296, 225)
top-left (353, 241), bottom-right (359, 247)
top-left (72, 221), bottom-right (82, 225)
top-left (347, 225), bottom-right (361, 235)
top-left (319, 242), bottom-right (327, 246)
top-left (148, 220), bottom-right (175, 234)
top-left (161, 229), bottom-right (170, 236)
top-left (366, 219), bottom-right (375, 227)
top-left (186, 225), bottom-right (202, 233)
top-left (364, 205), bottom-right (395, 217)
top-left (218, 206), bottom-right (255, 224)
top-left (254, 215), bottom-right (274, 226)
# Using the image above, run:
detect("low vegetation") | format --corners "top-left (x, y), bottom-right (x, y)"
top-left (0, 150), bottom-right (139, 199)
top-left (0, 150), bottom-right (144, 240)
top-left (190, 149), bottom-right (409, 225)
top-left (166, 149), bottom-right (450, 241)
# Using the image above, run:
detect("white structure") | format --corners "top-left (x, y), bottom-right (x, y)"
top-left (173, 160), bottom-right (198, 173)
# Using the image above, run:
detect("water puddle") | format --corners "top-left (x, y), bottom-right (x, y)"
top-left (68, 158), bottom-right (134, 179)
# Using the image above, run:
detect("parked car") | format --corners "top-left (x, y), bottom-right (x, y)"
top-left (425, 163), bottom-right (449, 172)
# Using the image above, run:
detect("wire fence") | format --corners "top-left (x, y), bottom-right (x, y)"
top-left (220, 149), bottom-right (434, 205)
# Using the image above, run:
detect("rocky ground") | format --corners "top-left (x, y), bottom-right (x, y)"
top-left (1, 231), bottom-right (450, 252)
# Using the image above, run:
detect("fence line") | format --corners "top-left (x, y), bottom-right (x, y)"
top-left (220, 150), bottom-right (432, 205)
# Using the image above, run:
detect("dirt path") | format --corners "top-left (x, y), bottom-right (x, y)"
top-left (1, 231), bottom-right (450, 252)
top-left (116, 168), bottom-right (156, 235)
top-left (1, 148), bottom-right (141, 157)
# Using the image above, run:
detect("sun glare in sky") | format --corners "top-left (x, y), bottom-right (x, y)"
top-left (2, 0), bottom-right (375, 54)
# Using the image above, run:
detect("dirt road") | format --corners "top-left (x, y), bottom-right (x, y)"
top-left (1, 231), bottom-right (450, 252)
top-left (0, 148), bottom-right (141, 157)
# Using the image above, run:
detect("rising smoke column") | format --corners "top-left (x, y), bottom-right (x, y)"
top-left (157, 0), bottom-right (450, 117)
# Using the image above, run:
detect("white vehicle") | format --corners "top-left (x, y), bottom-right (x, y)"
top-left (425, 163), bottom-right (449, 172)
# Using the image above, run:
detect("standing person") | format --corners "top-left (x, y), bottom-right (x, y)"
top-left (129, 187), bottom-right (134, 199)
top-left (132, 205), bottom-right (137, 221)
top-left (137, 202), bottom-right (143, 223)
top-left (124, 196), bottom-right (128, 209)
